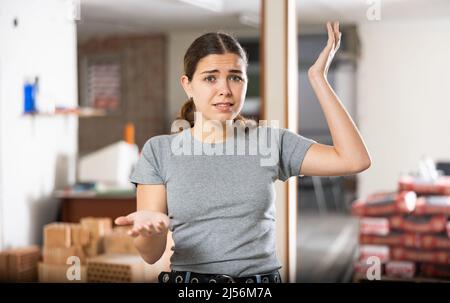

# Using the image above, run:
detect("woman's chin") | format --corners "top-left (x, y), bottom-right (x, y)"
top-left (209, 113), bottom-right (235, 123)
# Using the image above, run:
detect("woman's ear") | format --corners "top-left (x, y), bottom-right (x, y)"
top-left (180, 75), bottom-right (192, 98)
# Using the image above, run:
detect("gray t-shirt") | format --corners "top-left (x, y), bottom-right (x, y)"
top-left (129, 126), bottom-right (316, 277)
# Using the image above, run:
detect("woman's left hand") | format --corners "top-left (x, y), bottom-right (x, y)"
top-left (308, 21), bottom-right (341, 79)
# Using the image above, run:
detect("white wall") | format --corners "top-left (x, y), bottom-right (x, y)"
top-left (0, 0), bottom-right (78, 249)
top-left (356, 19), bottom-right (450, 198)
top-left (166, 28), bottom-right (259, 127)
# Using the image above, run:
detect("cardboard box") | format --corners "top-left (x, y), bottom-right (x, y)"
top-left (38, 262), bottom-right (87, 283)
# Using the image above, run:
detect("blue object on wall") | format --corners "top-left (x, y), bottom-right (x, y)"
top-left (23, 79), bottom-right (36, 113)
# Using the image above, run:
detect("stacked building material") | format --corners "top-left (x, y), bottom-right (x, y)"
top-left (352, 175), bottom-right (450, 281)
top-left (0, 246), bottom-right (41, 282)
top-left (80, 217), bottom-right (112, 257)
top-left (38, 218), bottom-right (111, 282)
top-left (104, 226), bottom-right (139, 255)
top-left (39, 223), bottom-right (89, 282)
top-left (87, 254), bottom-right (145, 283)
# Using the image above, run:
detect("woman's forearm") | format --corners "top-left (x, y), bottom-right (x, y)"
top-left (134, 231), bottom-right (168, 264)
top-left (308, 72), bottom-right (371, 169)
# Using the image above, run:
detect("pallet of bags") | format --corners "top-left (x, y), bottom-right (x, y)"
top-left (414, 196), bottom-right (450, 216)
top-left (420, 264), bottom-right (450, 280)
top-left (389, 214), bottom-right (448, 234)
top-left (0, 246), bottom-right (41, 282)
top-left (385, 261), bottom-right (416, 279)
top-left (359, 233), bottom-right (403, 246)
top-left (359, 217), bottom-right (390, 236)
top-left (351, 191), bottom-right (417, 217)
top-left (403, 234), bottom-right (450, 250)
top-left (447, 221), bottom-right (450, 238)
top-left (353, 245), bottom-right (389, 280)
top-left (391, 247), bottom-right (450, 265)
top-left (353, 260), bottom-right (385, 279)
top-left (358, 245), bottom-right (390, 263)
top-left (398, 176), bottom-right (450, 195)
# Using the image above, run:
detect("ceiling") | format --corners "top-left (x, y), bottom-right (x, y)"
top-left (77, 0), bottom-right (450, 40)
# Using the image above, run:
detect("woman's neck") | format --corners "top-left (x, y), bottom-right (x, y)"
top-left (191, 120), bottom-right (233, 144)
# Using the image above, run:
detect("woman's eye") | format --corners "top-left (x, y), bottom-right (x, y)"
top-left (229, 75), bottom-right (243, 82)
top-left (204, 76), bottom-right (216, 82)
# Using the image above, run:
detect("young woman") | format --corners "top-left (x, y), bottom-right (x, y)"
top-left (115, 22), bottom-right (371, 283)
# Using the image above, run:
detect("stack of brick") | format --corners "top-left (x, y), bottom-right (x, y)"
top-left (104, 226), bottom-right (139, 255)
top-left (0, 246), bottom-right (41, 282)
top-left (87, 254), bottom-right (146, 283)
top-left (39, 217), bottom-right (112, 282)
top-left (352, 175), bottom-right (450, 281)
top-left (94, 226), bottom-right (173, 283)
top-left (80, 217), bottom-right (112, 257)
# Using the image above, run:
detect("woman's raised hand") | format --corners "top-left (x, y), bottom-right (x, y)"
top-left (114, 210), bottom-right (170, 238)
top-left (308, 21), bottom-right (342, 79)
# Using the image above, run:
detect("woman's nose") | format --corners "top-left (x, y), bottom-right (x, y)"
top-left (218, 79), bottom-right (232, 96)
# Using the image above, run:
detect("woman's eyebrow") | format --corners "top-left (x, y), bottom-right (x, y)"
top-left (200, 69), bottom-right (243, 74)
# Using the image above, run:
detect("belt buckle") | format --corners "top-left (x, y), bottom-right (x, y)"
top-left (215, 274), bottom-right (235, 283)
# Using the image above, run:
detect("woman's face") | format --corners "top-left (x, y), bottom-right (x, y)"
top-left (181, 53), bottom-right (247, 123)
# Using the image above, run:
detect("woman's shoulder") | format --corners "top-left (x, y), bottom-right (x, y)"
top-left (142, 131), bottom-right (182, 151)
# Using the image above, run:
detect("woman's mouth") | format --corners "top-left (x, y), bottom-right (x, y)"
top-left (213, 102), bottom-right (233, 112)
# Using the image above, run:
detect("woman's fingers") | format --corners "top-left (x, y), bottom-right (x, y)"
top-left (333, 21), bottom-right (341, 51)
top-left (127, 227), bottom-right (140, 237)
top-left (115, 216), bottom-right (132, 226)
top-left (326, 22), bottom-right (335, 49)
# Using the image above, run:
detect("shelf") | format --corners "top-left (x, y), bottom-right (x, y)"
top-left (22, 107), bottom-right (107, 117)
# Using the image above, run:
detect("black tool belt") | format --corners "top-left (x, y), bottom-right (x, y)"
top-left (158, 270), bottom-right (282, 283)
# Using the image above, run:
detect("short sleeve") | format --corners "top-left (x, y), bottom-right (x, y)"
top-left (129, 139), bottom-right (165, 186)
top-left (277, 128), bottom-right (316, 181)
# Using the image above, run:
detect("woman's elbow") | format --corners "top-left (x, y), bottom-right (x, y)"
top-left (351, 157), bottom-right (372, 174)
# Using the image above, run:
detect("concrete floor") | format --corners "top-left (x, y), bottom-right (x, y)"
top-left (296, 212), bottom-right (359, 282)
top-left (296, 177), bottom-right (359, 283)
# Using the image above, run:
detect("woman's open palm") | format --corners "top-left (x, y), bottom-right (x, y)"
top-left (308, 21), bottom-right (342, 79)
top-left (115, 210), bottom-right (170, 238)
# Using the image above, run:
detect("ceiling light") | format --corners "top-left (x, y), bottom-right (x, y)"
top-left (239, 12), bottom-right (259, 28)
top-left (177, 0), bottom-right (224, 13)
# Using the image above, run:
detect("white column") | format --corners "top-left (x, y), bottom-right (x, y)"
top-left (261, 0), bottom-right (299, 283)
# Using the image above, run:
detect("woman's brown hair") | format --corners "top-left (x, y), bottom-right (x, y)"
top-left (176, 32), bottom-right (251, 129)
